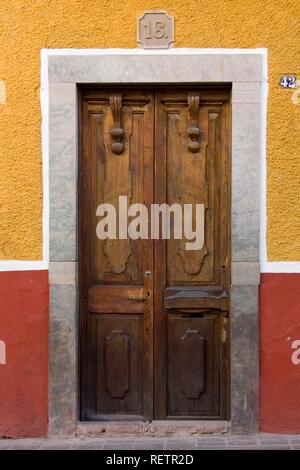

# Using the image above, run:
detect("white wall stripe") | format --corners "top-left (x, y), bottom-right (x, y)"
top-left (0, 261), bottom-right (48, 271)
top-left (261, 262), bottom-right (300, 274)
top-left (0, 48), bottom-right (299, 273)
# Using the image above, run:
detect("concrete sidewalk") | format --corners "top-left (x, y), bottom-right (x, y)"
top-left (0, 434), bottom-right (299, 450)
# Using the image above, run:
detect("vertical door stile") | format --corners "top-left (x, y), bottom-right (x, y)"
top-left (153, 90), bottom-right (167, 419)
top-left (142, 91), bottom-right (155, 420)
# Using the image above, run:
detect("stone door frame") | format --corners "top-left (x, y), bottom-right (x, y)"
top-left (45, 48), bottom-right (265, 435)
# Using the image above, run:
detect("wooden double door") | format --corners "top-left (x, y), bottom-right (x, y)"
top-left (80, 86), bottom-right (230, 421)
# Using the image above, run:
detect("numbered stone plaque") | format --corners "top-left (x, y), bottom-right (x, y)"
top-left (137, 11), bottom-right (174, 49)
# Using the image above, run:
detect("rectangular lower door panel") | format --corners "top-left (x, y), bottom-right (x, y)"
top-left (95, 315), bottom-right (144, 418)
top-left (167, 314), bottom-right (224, 418)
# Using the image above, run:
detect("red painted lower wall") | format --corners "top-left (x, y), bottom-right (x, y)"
top-left (260, 273), bottom-right (300, 433)
top-left (1, 269), bottom-right (300, 435)
top-left (0, 270), bottom-right (48, 437)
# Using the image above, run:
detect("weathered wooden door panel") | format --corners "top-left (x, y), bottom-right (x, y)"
top-left (80, 87), bottom-right (230, 421)
top-left (167, 314), bottom-right (222, 418)
top-left (95, 315), bottom-right (143, 417)
top-left (154, 89), bottom-right (230, 419)
top-left (155, 89), bottom-right (230, 287)
top-left (80, 89), bottom-right (154, 420)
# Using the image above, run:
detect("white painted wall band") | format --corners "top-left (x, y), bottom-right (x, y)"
top-left (0, 48), bottom-right (298, 273)
top-left (0, 261), bottom-right (48, 271)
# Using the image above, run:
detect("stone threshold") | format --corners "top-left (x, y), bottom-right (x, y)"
top-left (76, 420), bottom-right (229, 437)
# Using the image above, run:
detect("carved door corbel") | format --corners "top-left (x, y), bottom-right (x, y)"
top-left (187, 92), bottom-right (201, 153)
top-left (110, 93), bottom-right (124, 154)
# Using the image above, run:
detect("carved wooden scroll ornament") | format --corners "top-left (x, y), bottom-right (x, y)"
top-left (110, 93), bottom-right (124, 154)
top-left (187, 92), bottom-right (201, 153)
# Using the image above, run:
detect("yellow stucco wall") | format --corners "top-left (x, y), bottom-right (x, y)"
top-left (0, 0), bottom-right (299, 261)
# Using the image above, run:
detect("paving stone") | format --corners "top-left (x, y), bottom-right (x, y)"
top-left (103, 445), bottom-right (134, 450)
top-left (198, 439), bottom-right (228, 447)
top-left (290, 441), bottom-right (300, 447)
top-left (198, 444), bottom-right (227, 449)
top-left (71, 439), bottom-right (105, 450)
top-left (71, 443), bottom-right (104, 450)
top-left (258, 445), bottom-right (291, 450)
top-left (1, 434), bottom-right (300, 450)
top-left (103, 440), bottom-right (134, 450)
top-left (228, 439), bottom-right (258, 446)
top-left (258, 441), bottom-right (290, 446)
top-left (228, 442), bottom-right (258, 449)
top-left (39, 442), bottom-right (72, 450)
top-left (9, 442), bottom-right (42, 450)
top-left (228, 435), bottom-right (258, 441)
top-left (258, 436), bottom-right (290, 444)
top-left (197, 445), bottom-right (228, 450)
top-left (133, 439), bottom-right (165, 450)
top-left (0, 440), bottom-right (12, 449)
top-left (228, 446), bottom-right (259, 450)
top-left (165, 439), bottom-right (198, 450)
